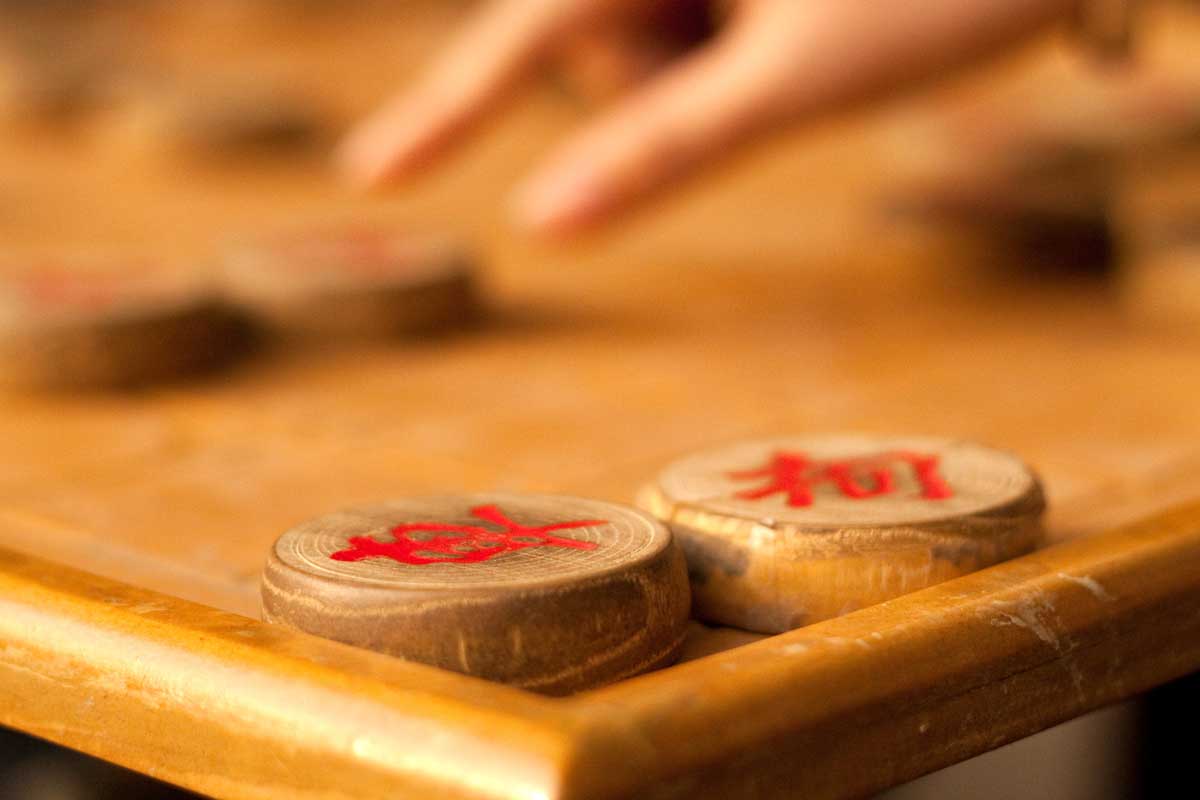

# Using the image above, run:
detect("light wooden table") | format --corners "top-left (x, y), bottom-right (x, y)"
top-left (1, 3), bottom-right (1199, 798)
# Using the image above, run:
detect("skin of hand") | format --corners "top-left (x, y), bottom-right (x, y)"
top-left (338, 0), bottom-right (1080, 237)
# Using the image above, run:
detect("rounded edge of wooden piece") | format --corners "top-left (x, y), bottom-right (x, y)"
top-left (261, 494), bottom-right (691, 695)
top-left (637, 435), bottom-right (1046, 633)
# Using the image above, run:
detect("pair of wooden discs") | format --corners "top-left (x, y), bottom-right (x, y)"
top-left (0, 228), bottom-right (475, 389)
top-left (263, 435), bottom-right (1044, 692)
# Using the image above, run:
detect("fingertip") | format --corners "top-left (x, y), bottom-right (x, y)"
top-left (333, 130), bottom-right (383, 189)
top-left (335, 106), bottom-right (431, 189)
top-left (510, 166), bottom-right (611, 235)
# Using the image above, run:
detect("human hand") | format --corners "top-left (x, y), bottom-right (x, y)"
top-left (339, 0), bottom-right (1077, 236)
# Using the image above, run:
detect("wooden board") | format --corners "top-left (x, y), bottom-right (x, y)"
top-left (1, 2), bottom-right (1200, 798)
top-left (2, 500), bottom-right (1198, 799)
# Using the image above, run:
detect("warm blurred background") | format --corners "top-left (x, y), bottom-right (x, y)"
top-left (1, 0), bottom-right (1198, 797)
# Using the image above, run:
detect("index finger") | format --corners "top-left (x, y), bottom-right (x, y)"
top-left (337, 0), bottom-right (598, 187)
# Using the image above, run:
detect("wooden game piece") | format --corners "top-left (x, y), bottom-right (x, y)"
top-left (0, 41), bottom-right (104, 128)
top-left (93, 72), bottom-right (326, 159)
top-left (891, 141), bottom-right (1117, 277)
top-left (637, 435), bottom-right (1045, 633)
top-left (261, 494), bottom-right (691, 694)
top-left (221, 226), bottom-right (477, 339)
top-left (0, 259), bottom-right (248, 389)
top-left (169, 84), bottom-right (324, 155)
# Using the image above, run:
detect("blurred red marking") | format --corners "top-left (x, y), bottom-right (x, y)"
top-left (21, 270), bottom-right (124, 310)
top-left (272, 228), bottom-right (406, 275)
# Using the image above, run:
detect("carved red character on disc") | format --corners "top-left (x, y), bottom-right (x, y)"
top-left (331, 504), bottom-right (603, 565)
top-left (729, 450), bottom-right (953, 508)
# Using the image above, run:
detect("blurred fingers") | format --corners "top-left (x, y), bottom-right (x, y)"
top-left (511, 0), bottom-right (1079, 235)
top-left (511, 23), bottom-right (784, 235)
top-left (337, 0), bottom-right (595, 187)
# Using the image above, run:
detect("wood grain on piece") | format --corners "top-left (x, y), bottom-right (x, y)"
top-left (262, 494), bottom-right (691, 694)
top-left (0, 259), bottom-right (246, 389)
top-left (221, 226), bottom-right (477, 339)
top-left (639, 435), bottom-right (1045, 632)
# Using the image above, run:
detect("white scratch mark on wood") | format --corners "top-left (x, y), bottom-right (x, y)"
top-left (1057, 572), bottom-right (1116, 602)
top-left (985, 592), bottom-right (1087, 704)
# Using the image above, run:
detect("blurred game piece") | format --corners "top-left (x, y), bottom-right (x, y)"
top-left (638, 435), bottom-right (1045, 633)
top-left (0, 32), bottom-right (111, 128)
top-left (97, 72), bottom-right (327, 158)
top-left (0, 258), bottom-right (248, 389)
top-left (169, 82), bottom-right (324, 155)
top-left (0, 54), bottom-right (96, 127)
top-left (893, 140), bottom-right (1118, 277)
top-left (221, 226), bottom-right (477, 339)
top-left (262, 494), bottom-right (690, 694)
top-left (889, 75), bottom-right (1200, 279)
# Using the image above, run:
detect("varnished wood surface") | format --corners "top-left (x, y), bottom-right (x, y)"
top-left (0, 2), bottom-right (1199, 797)
top-left (569, 500), bottom-right (1200, 800)
top-left (1, 500), bottom-right (1198, 799)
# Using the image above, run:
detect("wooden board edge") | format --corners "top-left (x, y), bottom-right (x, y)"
top-left (0, 546), bottom-right (578, 800)
top-left (561, 500), bottom-right (1200, 799)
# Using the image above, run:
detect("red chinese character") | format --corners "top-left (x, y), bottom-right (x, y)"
top-left (330, 504), bottom-right (603, 565)
top-left (729, 450), bottom-right (953, 508)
